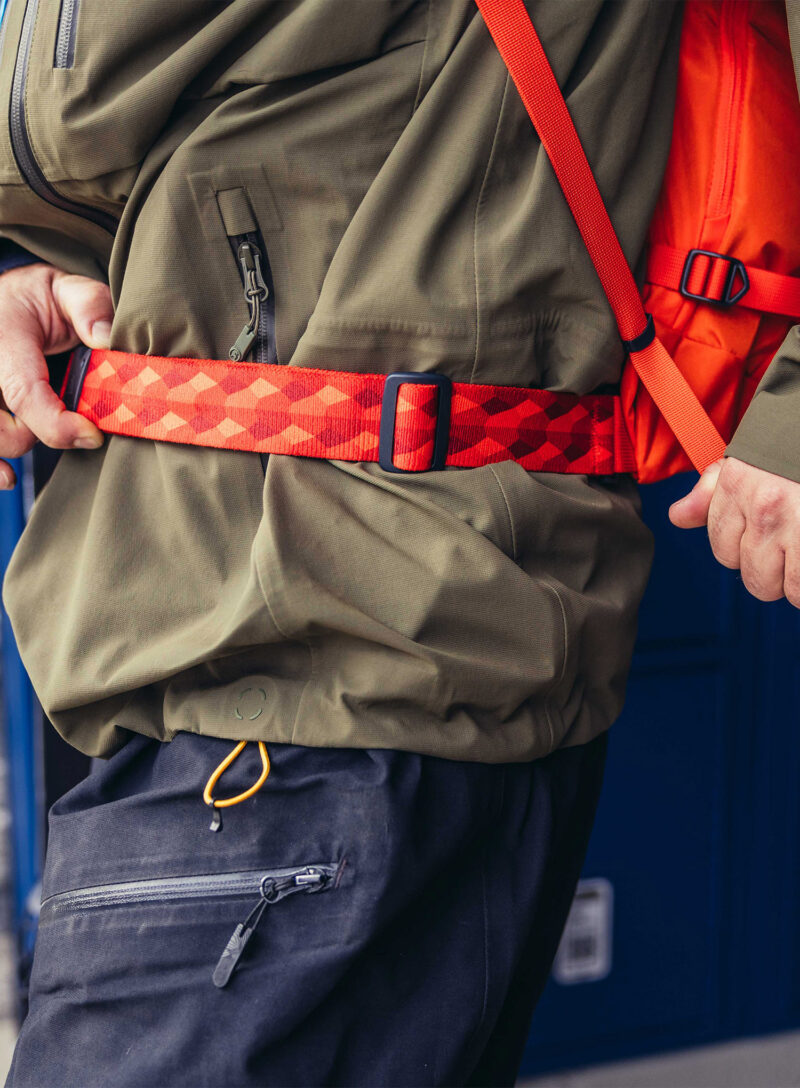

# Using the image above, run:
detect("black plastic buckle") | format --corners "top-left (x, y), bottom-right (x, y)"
top-left (378, 372), bottom-right (452, 473)
top-left (679, 249), bottom-right (749, 306)
top-left (61, 343), bottom-right (93, 412)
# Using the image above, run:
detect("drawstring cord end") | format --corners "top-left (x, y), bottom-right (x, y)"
top-left (202, 740), bottom-right (271, 833)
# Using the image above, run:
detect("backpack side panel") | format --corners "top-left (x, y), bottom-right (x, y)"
top-left (631, 0), bottom-right (800, 483)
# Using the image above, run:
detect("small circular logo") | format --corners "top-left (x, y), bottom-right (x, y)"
top-left (234, 687), bottom-right (267, 721)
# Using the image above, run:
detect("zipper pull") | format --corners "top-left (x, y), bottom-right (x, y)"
top-left (228, 242), bottom-right (269, 362)
top-left (229, 319), bottom-right (258, 363)
top-left (212, 868), bottom-right (328, 988)
top-left (212, 895), bottom-right (269, 988)
top-left (238, 241), bottom-right (269, 304)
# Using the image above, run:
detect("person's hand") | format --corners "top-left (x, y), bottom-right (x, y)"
top-left (0, 262), bottom-right (112, 490)
top-left (668, 456), bottom-right (800, 608)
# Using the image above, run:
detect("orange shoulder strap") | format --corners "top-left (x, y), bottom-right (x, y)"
top-left (474, 0), bottom-right (726, 473)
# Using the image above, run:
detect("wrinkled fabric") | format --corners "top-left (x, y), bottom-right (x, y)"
top-left (0, 1), bottom-right (669, 761)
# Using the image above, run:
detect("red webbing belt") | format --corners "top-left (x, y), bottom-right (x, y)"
top-left (647, 243), bottom-right (800, 317)
top-left (474, 0), bottom-right (727, 473)
top-left (65, 348), bottom-right (636, 475)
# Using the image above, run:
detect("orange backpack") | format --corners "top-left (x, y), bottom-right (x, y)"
top-left (479, 0), bottom-right (800, 483)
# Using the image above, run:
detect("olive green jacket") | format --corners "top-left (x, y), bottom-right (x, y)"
top-left (0, 1), bottom-right (794, 761)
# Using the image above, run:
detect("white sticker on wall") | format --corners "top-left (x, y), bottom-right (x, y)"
top-left (552, 878), bottom-right (613, 985)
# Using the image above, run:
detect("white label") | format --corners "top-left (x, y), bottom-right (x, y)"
top-left (552, 877), bottom-right (613, 985)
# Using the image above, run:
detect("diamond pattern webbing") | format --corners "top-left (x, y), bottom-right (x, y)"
top-left (68, 350), bottom-right (636, 475)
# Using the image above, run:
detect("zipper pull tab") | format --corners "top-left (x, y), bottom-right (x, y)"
top-left (208, 806), bottom-right (222, 833)
top-left (229, 320), bottom-right (258, 363)
top-left (211, 869), bottom-right (328, 988)
top-left (212, 895), bottom-right (269, 988)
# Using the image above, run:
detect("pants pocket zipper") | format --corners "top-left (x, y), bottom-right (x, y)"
top-left (40, 863), bottom-right (341, 988)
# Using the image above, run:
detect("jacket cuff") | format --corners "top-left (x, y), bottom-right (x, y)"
top-left (0, 239), bottom-right (43, 275)
top-left (725, 324), bottom-right (800, 485)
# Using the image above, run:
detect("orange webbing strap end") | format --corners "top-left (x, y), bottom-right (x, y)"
top-left (474, 0), bottom-right (726, 474)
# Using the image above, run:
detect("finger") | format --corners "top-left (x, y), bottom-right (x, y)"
top-left (668, 459), bottom-right (724, 529)
top-left (0, 275), bottom-right (105, 449)
top-left (0, 392), bottom-right (36, 459)
top-left (0, 459), bottom-right (16, 490)
top-left (706, 481), bottom-right (746, 569)
top-left (739, 531), bottom-right (785, 601)
top-left (0, 339), bottom-right (102, 450)
top-left (51, 273), bottom-right (113, 350)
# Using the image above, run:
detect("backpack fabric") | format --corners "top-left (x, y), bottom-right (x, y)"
top-left (638, 0), bottom-right (800, 481)
top-left (479, 0), bottom-right (800, 483)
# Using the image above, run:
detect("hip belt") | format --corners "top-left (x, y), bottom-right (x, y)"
top-left (62, 346), bottom-right (637, 476)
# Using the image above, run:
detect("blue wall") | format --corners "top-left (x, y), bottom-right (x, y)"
top-left (0, 463), bottom-right (42, 960)
top-left (522, 473), bottom-right (800, 1074)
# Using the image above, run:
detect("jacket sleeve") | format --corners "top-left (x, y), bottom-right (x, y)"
top-left (0, 240), bottom-right (42, 276)
top-left (726, 326), bottom-right (800, 484)
top-left (725, 2), bottom-right (800, 484)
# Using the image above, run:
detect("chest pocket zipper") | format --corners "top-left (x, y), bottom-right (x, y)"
top-left (216, 186), bottom-right (277, 367)
top-left (229, 239), bottom-right (271, 363)
top-left (215, 185), bottom-right (277, 474)
top-left (40, 863), bottom-right (341, 988)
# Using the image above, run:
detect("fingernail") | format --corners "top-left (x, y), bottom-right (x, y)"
top-left (0, 469), bottom-right (13, 489)
top-left (90, 320), bottom-right (112, 347)
top-left (73, 435), bottom-right (103, 450)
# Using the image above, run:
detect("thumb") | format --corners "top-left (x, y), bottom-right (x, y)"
top-left (668, 458), bottom-right (724, 529)
top-left (52, 272), bottom-right (114, 350)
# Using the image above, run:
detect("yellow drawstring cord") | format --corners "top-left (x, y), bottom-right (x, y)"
top-left (203, 741), bottom-right (271, 831)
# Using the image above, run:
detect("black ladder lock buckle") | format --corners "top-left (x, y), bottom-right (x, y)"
top-left (679, 249), bottom-right (750, 306)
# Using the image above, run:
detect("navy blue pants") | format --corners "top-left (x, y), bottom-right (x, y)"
top-left (7, 731), bottom-right (608, 1087)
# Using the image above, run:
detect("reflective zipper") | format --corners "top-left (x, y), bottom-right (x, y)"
top-left (227, 231), bottom-right (277, 366)
top-left (9, 0), bottom-right (116, 233)
top-left (53, 0), bottom-right (78, 68)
